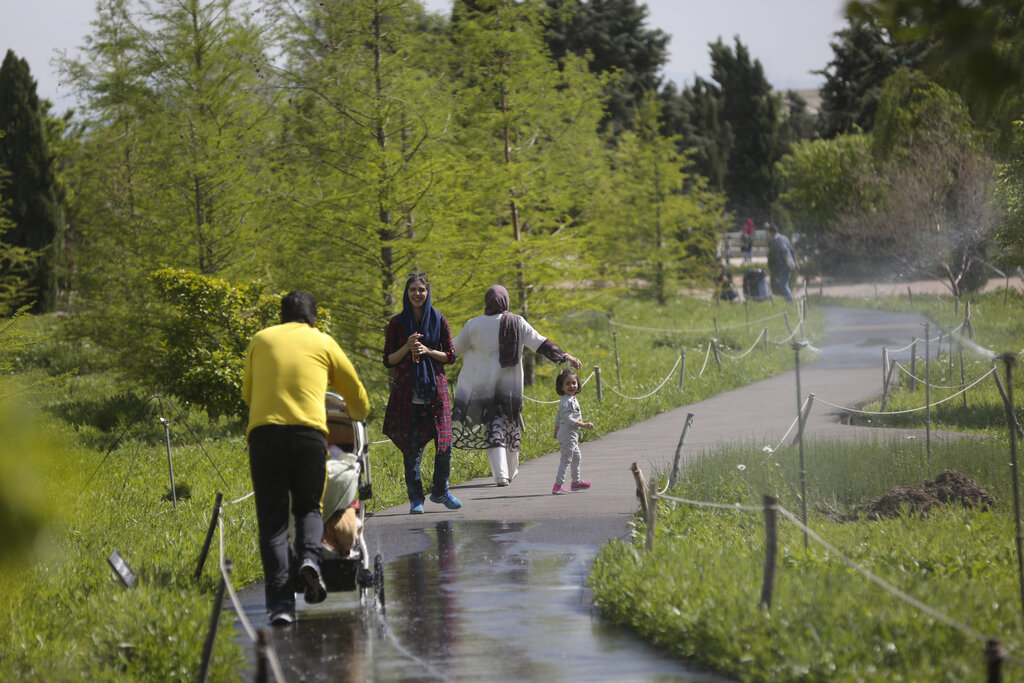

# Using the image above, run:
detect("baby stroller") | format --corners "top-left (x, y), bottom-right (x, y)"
top-left (742, 268), bottom-right (771, 302)
top-left (291, 392), bottom-right (385, 612)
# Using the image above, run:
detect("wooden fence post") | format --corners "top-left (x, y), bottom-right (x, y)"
top-left (908, 285), bottom-right (914, 309)
top-left (909, 338), bottom-right (918, 393)
top-left (646, 478), bottom-right (659, 551)
top-left (998, 353), bottom-right (1024, 628)
top-left (197, 559), bottom-right (231, 683)
top-left (762, 327), bottom-right (769, 352)
top-left (194, 492), bottom-right (223, 581)
top-left (872, 361), bottom-right (897, 428)
top-left (678, 350), bottom-right (686, 391)
top-left (595, 365), bottom-right (603, 403)
top-left (712, 338), bottom-right (722, 372)
top-left (255, 629), bottom-right (271, 683)
top-left (993, 367), bottom-right (1024, 438)
top-left (882, 347), bottom-right (889, 391)
top-left (783, 310), bottom-right (792, 335)
top-left (667, 413), bottom-right (695, 490)
top-left (923, 323), bottom-right (931, 459)
top-left (630, 462), bottom-right (648, 524)
top-left (613, 331), bottom-right (621, 387)
top-left (760, 494), bottom-right (779, 609)
top-left (986, 637), bottom-right (1005, 683)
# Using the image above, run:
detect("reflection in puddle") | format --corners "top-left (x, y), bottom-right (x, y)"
top-left (250, 520), bottom-right (725, 681)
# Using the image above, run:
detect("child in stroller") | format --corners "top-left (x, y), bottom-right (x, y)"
top-left (289, 392), bottom-right (384, 611)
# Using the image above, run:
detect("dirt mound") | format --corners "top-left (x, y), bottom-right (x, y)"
top-left (861, 470), bottom-right (995, 520)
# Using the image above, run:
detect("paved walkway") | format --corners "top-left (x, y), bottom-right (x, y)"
top-left (367, 305), bottom-right (958, 559)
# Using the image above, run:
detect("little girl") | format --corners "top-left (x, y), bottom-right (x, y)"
top-left (552, 368), bottom-right (594, 494)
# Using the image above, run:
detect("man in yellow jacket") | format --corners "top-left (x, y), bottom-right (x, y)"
top-left (243, 290), bottom-right (370, 626)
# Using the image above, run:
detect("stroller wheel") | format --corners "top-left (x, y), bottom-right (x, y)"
top-left (374, 553), bottom-right (386, 614)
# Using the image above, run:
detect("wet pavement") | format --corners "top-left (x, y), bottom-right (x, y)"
top-left (236, 305), bottom-right (949, 680)
top-left (241, 521), bottom-right (724, 681)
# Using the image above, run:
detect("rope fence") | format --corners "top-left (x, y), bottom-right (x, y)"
top-left (632, 470), bottom-right (1024, 678)
top-left (814, 366), bottom-right (997, 417)
top-left (608, 310), bottom-right (786, 335)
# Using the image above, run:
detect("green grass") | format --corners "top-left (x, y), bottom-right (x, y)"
top-left (588, 287), bottom-right (1024, 682)
top-left (0, 293), bottom-right (812, 681)
top-left (590, 437), bottom-right (1024, 682)
top-left (816, 290), bottom-right (1024, 435)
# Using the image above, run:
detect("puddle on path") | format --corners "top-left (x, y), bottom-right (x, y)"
top-left (247, 520), bottom-right (727, 681)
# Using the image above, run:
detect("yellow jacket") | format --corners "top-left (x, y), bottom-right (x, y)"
top-left (243, 322), bottom-right (369, 436)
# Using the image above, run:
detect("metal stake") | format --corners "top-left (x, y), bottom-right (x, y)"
top-left (159, 417), bottom-right (177, 509)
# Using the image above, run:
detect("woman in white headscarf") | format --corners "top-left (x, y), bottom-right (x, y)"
top-left (451, 285), bottom-right (582, 486)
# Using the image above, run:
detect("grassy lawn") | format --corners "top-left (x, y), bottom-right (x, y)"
top-left (0, 293), bottom-right (811, 681)
top-left (589, 289), bottom-right (1024, 682)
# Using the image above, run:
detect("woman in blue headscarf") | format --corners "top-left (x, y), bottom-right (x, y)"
top-left (382, 274), bottom-right (462, 514)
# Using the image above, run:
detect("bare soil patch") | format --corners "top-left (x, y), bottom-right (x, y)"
top-left (860, 469), bottom-right (995, 520)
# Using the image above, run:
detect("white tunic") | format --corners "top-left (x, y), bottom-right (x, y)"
top-left (451, 313), bottom-right (546, 451)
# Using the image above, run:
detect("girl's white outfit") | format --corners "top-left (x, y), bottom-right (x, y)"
top-left (554, 394), bottom-right (584, 487)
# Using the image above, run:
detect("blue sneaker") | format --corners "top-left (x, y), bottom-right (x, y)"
top-left (429, 491), bottom-right (463, 510)
top-left (410, 500), bottom-right (424, 514)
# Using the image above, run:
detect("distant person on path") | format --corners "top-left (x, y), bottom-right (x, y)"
top-left (740, 218), bottom-right (755, 264)
top-left (767, 223), bottom-right (798, 304)
top-left (382, 273), bottom-right (462, 515)
top-left (451, 284), bottom-right (582, 487)
top-left (551, 368), bottom-right (593, 495)
top-left (243, 290), bottom-right (370, 626)
top-left (722, 235), bottom-right (733, 263)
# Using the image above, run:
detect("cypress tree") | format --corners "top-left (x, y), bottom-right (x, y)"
top-left (0, 50), bottom-right (63, 312)
top-left (709, 38), bottom-right (780, 223)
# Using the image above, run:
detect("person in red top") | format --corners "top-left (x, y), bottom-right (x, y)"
top-left (382, 274), bottom-right (462, 514)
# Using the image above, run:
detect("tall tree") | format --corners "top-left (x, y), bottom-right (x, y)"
top-left (815, 16), bottom-right (927, 139)
top-left (0, 51), bottom-right (63, 312)
top-left (660, 78), bottom-right (731, 193)
top-left (848, 0), bottom-right (1024, 129)
top-left (543, 0), bottom-right (669, 134)
top-left (594, 93), bottom-right (724, 304)
top-left (270, 0), bottom-right (474, 357)
top-left (58, 0), bottom-right (277, 374)
top-left (448, 0), bottom-right (608, 381)
top-left (709, 37), bottom-right (780, 223)
top-left (844, 69), bottom-right (995, 293)
top-left (0, 157), bottom-right (37, 315)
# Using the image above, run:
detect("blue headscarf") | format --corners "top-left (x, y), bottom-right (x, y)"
top-left (397, 277), bottom-right (442, 401)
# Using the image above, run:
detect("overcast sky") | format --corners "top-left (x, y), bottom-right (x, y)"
top-left (2, 0), bottom-right (848, 111)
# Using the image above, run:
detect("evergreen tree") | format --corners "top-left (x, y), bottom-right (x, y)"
top-left (709, 37), bottom-right (780, 223)
top-left (543, 0), bottom-right (669, 134)
top-left (0, 157), bottom-right (37, 315)
top-left (815, 15), bottom-right (927, 139)
top-left (664, 78), bottom-right (731, 193)
top-left (0, 50), bottom-right (63, 312)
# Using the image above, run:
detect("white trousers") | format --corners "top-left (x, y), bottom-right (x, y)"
top-left (487, 446), bottom-right (519, 483)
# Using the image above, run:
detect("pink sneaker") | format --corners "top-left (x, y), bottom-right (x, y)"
top-left (552, 485), bottom-right (570, 495)
top-left (571, 481), bottom-right (591, 491)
